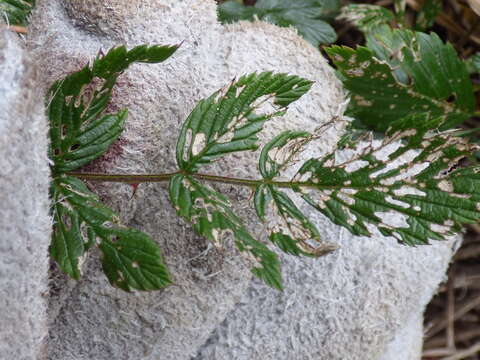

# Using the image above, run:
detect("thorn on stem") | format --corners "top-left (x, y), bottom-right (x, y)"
top-left (5, 25), bottom-right (27, 34)
top-left (130, 183), bottom-right (140, 199)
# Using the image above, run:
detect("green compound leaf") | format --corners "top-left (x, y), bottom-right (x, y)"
top-left (338, 4), bottom-right (394, 33)
top-left (51, 176), bottom-right (171, 291)
top-left (218, 0), bottom-right (338, 46)
top-left (326, 31), bottom-right (475, 132)
top-left (169, 174), bottom-right (282, 289)
top-left (0, 0), bottom-right (35, 26)
top-left (48, 44), bottom-right (179, 173)
top-left (295, 114), bottom-right (480, 246)
top-left (175, 71), bottom-right (313, 172)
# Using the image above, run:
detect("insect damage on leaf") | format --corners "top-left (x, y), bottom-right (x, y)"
top-left (326, 31), bottom-right (475, 132)
top-left (338, 4), bottom-right (394, 33)
top-left (49, 45), bottom-right (178, 291)
top-left (97, 227), bottom-right (171, 292)
top-left (49, 41), bottom-right (480, 293)
top-left (293, 114), bottom-right (480, 245)
top-left (175, 71), bottom-right (313, 172)
top-left (48, 44), bottom-right (179, 173)
top-left (254, 184), bottom-right (338, 257)
top-left (169, 174), bottom-right (283, 289)
top-left (51, 176), bottom-right (171, 291)
top-left (170, 72), bottom-right (315, 289)
top-left (256, 130), bottom-right (338, 256)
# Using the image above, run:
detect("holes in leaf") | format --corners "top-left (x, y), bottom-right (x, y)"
top-left (439, 162), bottom-right (460, 176)
top-left (70, 144), bottom-right (80, 152)
top-left (61, 124), bottom-right (68, 138)
top-left (183, 128), bottom-right (193, 162)
top-left (446, 94), bottom-right (456, 103)
top-left (404, 75), bottom-right (413, 87)
top-left (60, 214), bottom-right (73, 230)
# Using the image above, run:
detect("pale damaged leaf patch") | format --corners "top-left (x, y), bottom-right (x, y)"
top-left (326, 29), bottom-right (475, 131)
top-left (175, 72), bottom-right (313, 172)
top-left (294, 115), bottom-right (480, 245)
top-left (256, 131), bottom-right (338, 256)
top-left (169, 174), bottom-right (283, 289)
top-left (338, 4), bottom-right (394, 33)
top-left (254, 184), bottom-right (338, 256)
top-left (259, 130), bottom-right (312, 180)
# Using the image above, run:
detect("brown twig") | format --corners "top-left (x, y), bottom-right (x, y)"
top-left (441, 342), bottom-right (480, 360)
top-left (466, 223), bottom-right (480, 235)
top-left (447, 265), bottom-right (456, 350)
top-left (423, 347), bottom-right (456, 357)
top-left (437, 275), bottom-right (480, 292)
top-left (406, 0), bottom-right (480, 46)
top-left (455, 245), bottom-right (480, 261)
top-left (461, 17), bottom-right (480, 47)
top-left (3, 25), bottom-right (27, 34)
top-left (426, 292), bottom-right (480, 338)
top-left (425, 327), bottom-right (480, 348)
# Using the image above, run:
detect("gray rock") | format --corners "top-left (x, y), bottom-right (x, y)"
top-left (195, 216), bottom-right (455, 360)
top-left (23, 1), bottom-right (455, 359)
top-left (0, 29), bottom-right (50, 360)
top-left (28, 1), bottom-right (344, 359)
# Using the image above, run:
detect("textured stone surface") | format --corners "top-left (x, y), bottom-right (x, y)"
top-left (25, 1), bottom-right (456, 359)
top-left (28, 1), bottom-right (344, 359)
top-left (195, 216), bottom-right (455, 360)
top-left (380, 314), bottom-right (424, 360)
top-left (0, 29), bottom-right (50, 360)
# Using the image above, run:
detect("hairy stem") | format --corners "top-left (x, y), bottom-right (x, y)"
top-left (67, 171), bottom-right (321, 189)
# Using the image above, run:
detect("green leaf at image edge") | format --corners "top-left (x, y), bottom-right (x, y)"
top-left (0, 0), bottom-right (35, 26)
top-left (326, 31), bottom-right (475, 131)
top-left (218, 0), bottom-right (338, 46)
top-left (295, 114), bottom-right (480, 245)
